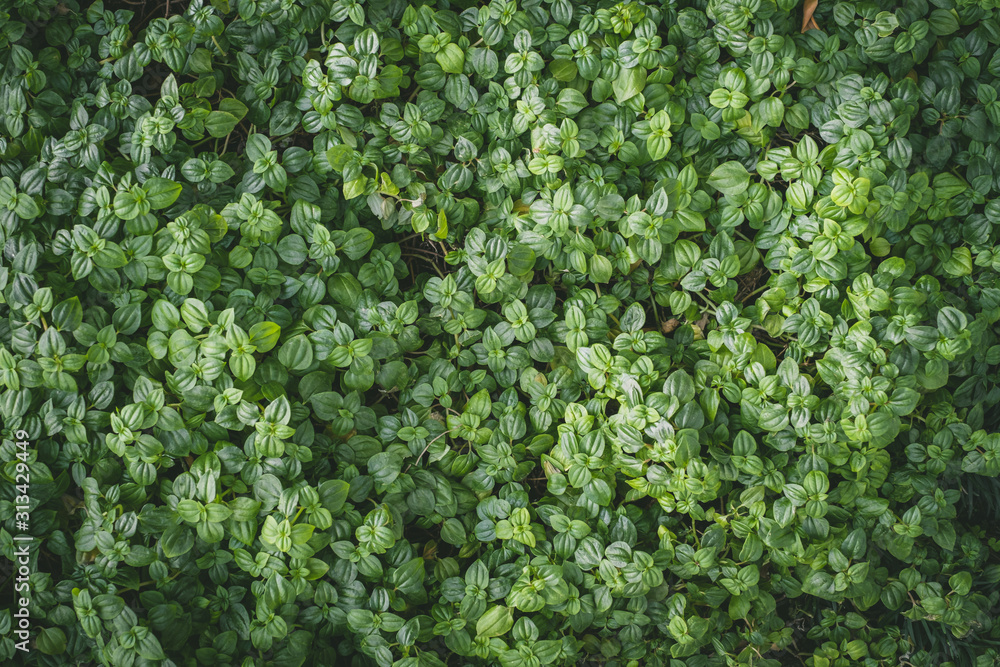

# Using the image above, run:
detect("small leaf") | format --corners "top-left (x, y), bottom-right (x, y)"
top-left (144, 178), bottom-right (182, 209)
top-left (205, 110), bottom-right (240, 137)
top-left (708, 162), bottom-right (751, 197)
top-left (476, 605), bottom-right (514, 638)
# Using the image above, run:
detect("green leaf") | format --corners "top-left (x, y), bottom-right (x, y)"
top-left (549, 59), bottom-right (577, 81)
top-left (36, 627), bottom-right (67, 655)
top-left (708, 162), bottom-right (751, 197)
top-left (113, 190), bottom-right (142, 220)
top-left (161, 525), bottom-right (195, 558)
top-left (612, 68), bottom-right (646, 103)
top-left (51, 297), bottom-right (83, 331)
top-left (278, 334), bottom-right (314, 371)
top-left (205, 110), bottom-right (240, 137)
top-left (436, 43), bottom-right (465, 74)
top-left (647, 134), bottom-right (671, 161)
top-left (219, 97), bottom-right (248, 120)
top-left (144, 178), bottom-right (182, 209)
top-left (584, 478), bottom-right (612, 506)
top-left (589, 254), bottom-right (613, 283)
top-left (476, 605), bottom-right (514, 638)
top-left (248, 321), bottom-right (281, 353)
top-left (341, 228), bottom-right (375, 260)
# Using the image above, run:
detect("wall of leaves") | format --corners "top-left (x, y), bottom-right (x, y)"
top-left (2, 0), bottom-right (1000, 665)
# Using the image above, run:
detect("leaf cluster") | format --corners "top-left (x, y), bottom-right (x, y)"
top-left (2, 1), bottom-right (1000, 667)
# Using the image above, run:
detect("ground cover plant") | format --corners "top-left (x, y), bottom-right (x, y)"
top-left (2, 0), bottom-right (1000, 665)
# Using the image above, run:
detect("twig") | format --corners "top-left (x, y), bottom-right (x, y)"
top-left (740, 284), bottom-right (770, 303)
top-left (402, 253), bottom-right (444, 278)
top-left (403, 430), bottom-right (452, 473)
top-left (407, 245), bottom-right (443, 258)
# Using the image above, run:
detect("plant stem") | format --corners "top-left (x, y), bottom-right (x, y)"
top-left (403, 430), bottom-right (452, 473)
top-left (132, 568), bottom-right (183, 590)
top-left (741, 284), bottom-right (770, 302)
top-left (694, 290), bottom-right (717, 312)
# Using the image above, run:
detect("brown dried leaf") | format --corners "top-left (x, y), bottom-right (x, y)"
top-left (802, 0), bottom-right (819, 33)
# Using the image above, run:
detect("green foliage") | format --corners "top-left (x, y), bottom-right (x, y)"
top-left (2, 1), bottom-right (1000, 667)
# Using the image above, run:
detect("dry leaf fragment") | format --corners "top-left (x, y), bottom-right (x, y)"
top-left (661, 319), bottom-right (681, 334)
top-left (802, 0), bottom-right (819, 32)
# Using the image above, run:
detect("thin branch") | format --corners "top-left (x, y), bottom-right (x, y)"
top-left (403, 430), bottom-right (452, 473)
